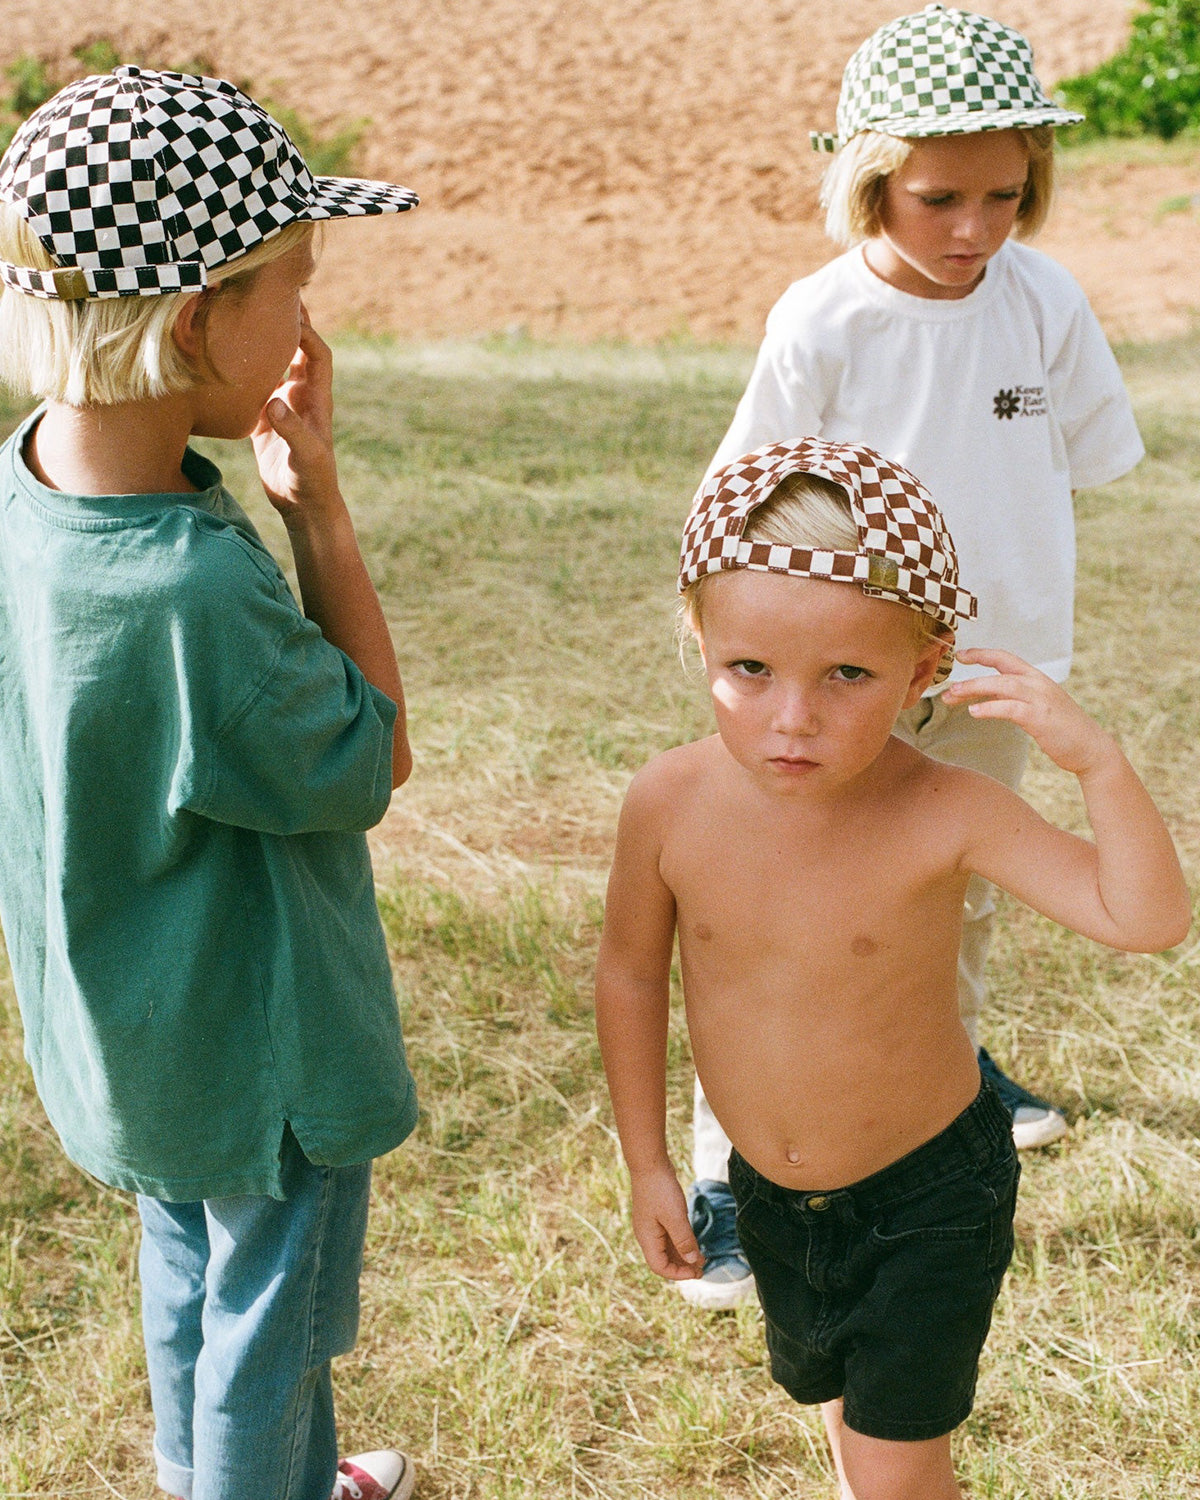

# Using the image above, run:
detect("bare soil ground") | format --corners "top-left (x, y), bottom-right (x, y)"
top-left (3, 0), bottom-right (1196, 342)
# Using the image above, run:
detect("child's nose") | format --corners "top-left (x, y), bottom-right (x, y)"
top-left (773, 686), bottom-right (819, 736)
top-left (951, 203), bottom-right (985, 240)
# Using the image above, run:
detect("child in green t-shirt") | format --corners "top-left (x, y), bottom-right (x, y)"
top-left (0, 67), bottom-right (418, 1500)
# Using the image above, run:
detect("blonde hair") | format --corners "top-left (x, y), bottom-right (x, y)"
top-left (821, 125), bottom-right (1055, 248)
top-left (0, 210), bottom-right (314, 407)
top-left (680, 470), bottom-right (941, 649)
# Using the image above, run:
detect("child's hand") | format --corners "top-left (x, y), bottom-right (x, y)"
top-left (943, 648), bottom-right (1117, 778)
top-left (251, 307), bottom-right (342, 527)
top-left (630, 1166), bottom-right (705, 1281)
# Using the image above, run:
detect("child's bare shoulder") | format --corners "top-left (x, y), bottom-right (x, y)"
top-left (890, 735), bottom-right (1026, 832)
top-left (627, 735), bottom-right (721, 799)
top-left (621, 736), bottom-right (724, 831)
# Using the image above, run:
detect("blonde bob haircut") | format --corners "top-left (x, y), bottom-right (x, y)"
top-left (820, 125), bottom-right (1055, 249)
top-left (680, 470), bottom-right (942, 652)
top-left (0, 209), bottom-right (314, 408)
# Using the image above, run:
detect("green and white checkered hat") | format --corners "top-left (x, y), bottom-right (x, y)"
top-left (811, 4), bottom-right (1083, 153)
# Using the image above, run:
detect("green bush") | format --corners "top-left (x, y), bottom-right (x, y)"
top-left (0, 56), bottom-right (56, 155)
top-left (0, 42), bottom-right (366, 172)
top-left (1056, 0), bottom-right (1200, 141)
top-left (258, 99), bottom-right (365, 178)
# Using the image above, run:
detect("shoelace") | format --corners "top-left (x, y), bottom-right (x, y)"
top-left (692, 1186), bottom-right (742, 1262)
top-left (332, 1467), bottom-right (364, 1500)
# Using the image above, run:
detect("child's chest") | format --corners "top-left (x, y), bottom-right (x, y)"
top-left (660, 793), bottom-right (968, 976)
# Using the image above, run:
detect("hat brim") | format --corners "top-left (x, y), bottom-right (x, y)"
top-left (814, 103), bottom-right (1084, 151)
top-left (871, 104), bottom-right (1084, 138)
top-left (301, 176), bottom-right (420, 220)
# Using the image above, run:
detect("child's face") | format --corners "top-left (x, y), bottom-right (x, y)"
top-left (188, 231), bottom-right (317, 439)
top-left (696, 569), bottom-right (942, 797)
top-left (868, 130), bottom-right (1028, 299)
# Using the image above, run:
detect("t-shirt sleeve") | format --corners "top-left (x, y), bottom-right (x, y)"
top-left (705, 296), bottom-right (826, 478)
top-left (1046, 289), bottom-right (1145, 490)
top-left (172, 532), bottom-right (398, 835)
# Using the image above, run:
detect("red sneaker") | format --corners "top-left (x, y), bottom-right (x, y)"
top-left (331, 1450), bottom-right (415, 1500)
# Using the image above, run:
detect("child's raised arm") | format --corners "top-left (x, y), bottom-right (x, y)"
top-left (942, 649), bottom-right (1191, 952)
top-left (253, 310), bottom-right (411, 788)
top-left (595, 764), bottom-right (703, 1281)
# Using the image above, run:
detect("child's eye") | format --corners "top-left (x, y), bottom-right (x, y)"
top-left (833, 664), bottom-right (870, 682)
top-left (920, 193), bottom-right (955, 207)
top-left (731, 659), bottom-right (769, 678)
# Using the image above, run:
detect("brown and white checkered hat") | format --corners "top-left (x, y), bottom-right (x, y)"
top-left (0, 66), bottom-right (418, 300)
top-left (680, 438), bottom-right (977, 684)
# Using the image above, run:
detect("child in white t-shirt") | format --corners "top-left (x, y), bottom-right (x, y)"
top-left (682, 3), bottom-right (1145, 1310)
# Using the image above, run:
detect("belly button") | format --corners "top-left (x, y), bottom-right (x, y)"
top-left (787, 1147), bottom-right (801, 1164)
top-left (851, 934), bottom-right (878, 956)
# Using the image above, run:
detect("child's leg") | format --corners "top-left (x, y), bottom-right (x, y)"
top-left (193, 1140), bottom-right (370, 1500)
top-left (138, 1130), bottom-right (372, 1500)
top-left (821, 1398), bottom-right (959, 1500)
top-left (138, 1197), bottom-right (208, 1498)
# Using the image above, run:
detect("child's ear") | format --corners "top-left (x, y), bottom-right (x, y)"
top-left (903, 636), bottom-right (947, 708)
top-left (171, 291), bottom-right (208, 361)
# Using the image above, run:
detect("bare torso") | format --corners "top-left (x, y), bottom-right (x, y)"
top-left (658, 733), bottom-right (981, 1189)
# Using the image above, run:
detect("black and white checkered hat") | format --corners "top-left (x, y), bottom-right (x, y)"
top-left (680, 438), bottom-right (976, 684)
top-left (0, 66), bottom-right (418, 300)
top-left (811, 4), bottom-right (1083, 153)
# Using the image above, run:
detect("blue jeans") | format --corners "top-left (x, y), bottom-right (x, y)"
top-left (137, 1129), bottom-right (372, 1500)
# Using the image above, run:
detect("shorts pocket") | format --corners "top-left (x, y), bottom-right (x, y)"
top-left (869, 1169), bottom-right (1004, 1258)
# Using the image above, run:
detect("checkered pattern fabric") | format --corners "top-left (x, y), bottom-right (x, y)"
top-left (0, 67), bottom-right (418, 300)
top-left (680, 439), bottom-right (977, 684)
top-left (811, 4), bottom-right (1083, 152)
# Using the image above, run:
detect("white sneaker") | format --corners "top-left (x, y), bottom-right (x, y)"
top-left (331, 1451), bottom-right (415, 1500)
top-left (978, 1048), bottom-right (1068, 1150)
top-left (675, 1180), bottom-right (757, 1310)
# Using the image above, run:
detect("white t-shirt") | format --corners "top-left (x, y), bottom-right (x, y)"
top-left (709, 241), bottom-right (1145, 682)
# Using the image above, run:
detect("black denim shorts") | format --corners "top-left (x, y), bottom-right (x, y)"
top-left (728, 1081), bottom-right (1020, 1442)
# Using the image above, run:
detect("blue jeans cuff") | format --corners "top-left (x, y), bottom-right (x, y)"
top-left (154, 1437), bottom-right (193, 1499)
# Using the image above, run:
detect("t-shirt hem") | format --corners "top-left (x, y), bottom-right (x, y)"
top-left (288, 1088), bottom-right (420, 1172)
top-left (53, 1088), bottom-right (418, 1204)
top-left (55, 1138), bottom-right (288, 1203)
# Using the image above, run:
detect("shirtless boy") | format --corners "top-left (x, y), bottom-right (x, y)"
top-left (594, 438), bottom-right (1190, 1499)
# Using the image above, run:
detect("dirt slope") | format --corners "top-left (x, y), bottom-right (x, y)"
top-left (3, 0), bottom-right (1194, 341)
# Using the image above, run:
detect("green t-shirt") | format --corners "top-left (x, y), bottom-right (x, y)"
top-left (0, 412), bottom-right (417, 1200)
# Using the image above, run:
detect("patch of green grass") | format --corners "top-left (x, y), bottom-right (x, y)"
top-left (1, 333), bottom-right (1198, 1497)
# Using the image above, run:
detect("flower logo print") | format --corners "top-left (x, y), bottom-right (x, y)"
top-left (993, 389), bottom-right (1020, 420)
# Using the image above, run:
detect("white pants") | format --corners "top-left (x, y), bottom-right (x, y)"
top-left (692, 697), bottom-right (1031, 1183)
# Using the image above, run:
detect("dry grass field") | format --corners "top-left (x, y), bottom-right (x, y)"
top-left (1, 328), bottom-right (1198, 1498)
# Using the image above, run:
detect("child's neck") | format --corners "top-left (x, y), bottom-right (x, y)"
top-left (29, 398), bottom-right (199, 497)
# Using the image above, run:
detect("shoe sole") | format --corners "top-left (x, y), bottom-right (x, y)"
top-left (393, 1461), bottom-right (416, 1500)
top-left (674, 1273), bottom-right (757, 1310)
top-left (1012, 1111), bottom-right (1068, 1150)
